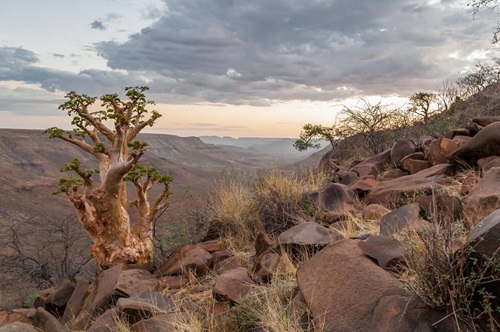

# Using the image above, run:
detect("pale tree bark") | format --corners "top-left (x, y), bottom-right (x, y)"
top-left (46, 87), bottom-right (171, 268)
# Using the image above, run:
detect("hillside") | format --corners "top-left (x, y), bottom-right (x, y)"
top-left (0, 129), bottom-right (286, 227)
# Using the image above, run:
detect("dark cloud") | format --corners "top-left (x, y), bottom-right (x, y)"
top-left (52, 53), bottom-right (65, 58)
top-left (2, 1), bottom-right (500, 107)
top-left (90, 20), bottom-right (106, 30)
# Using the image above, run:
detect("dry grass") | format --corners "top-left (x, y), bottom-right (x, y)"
top-left (334, 210), bottom-right (380, 239)
top-left (398, 221), bottom-right (500, 331)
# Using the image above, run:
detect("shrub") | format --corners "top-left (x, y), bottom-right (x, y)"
top-left (399, 221), bottom-right (500, 331)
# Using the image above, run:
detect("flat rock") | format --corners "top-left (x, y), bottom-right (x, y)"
top-left (213, 267), bottom-right (254, 304)
top-left (278, 222), bottom-right (340, 246)
top-left (158, 276), bottom-right (189, 290)
top-left (159, 245), bottom-right (213, 276)
top-left (116, 290), bottom-right (174, 321)
top-left (115, 269), bottom-right (158, 297)
top-left (468, 208), bottom-right (500, 259)
top-left (61, 279), bottom-right (90, 324)
top-left (379, 203), bottom-right (425, 237)
top-left (464, 167), bottom-right (500, 222)
top-left (377, 168), bottom-right (406, 181)
top-left (0, 322), bottom-right (39, 332)
top-left (357, 236), bottom-right (404, 268)
top-left (367, 164), bottom-right (456, 207)
top-left (0, 311), bottom-right (32, 327)
top-left (478, 156), bottom-right (500, 173)
top-left (214, 256), bottom-right (242, 275)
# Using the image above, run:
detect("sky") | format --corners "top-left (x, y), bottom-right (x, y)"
top-left (0, 0), bottom-right (499, 138)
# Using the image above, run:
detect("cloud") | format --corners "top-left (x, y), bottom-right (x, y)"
top-left (2, 1), bottom-right (500, 108)
top-left (90, 20), bottom-right (106, 30)
top-left (52, 53), bottom-right (65, 58)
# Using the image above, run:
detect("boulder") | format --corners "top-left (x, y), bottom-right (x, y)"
top-left (467, 208), bottom-right (500, 260)
top-left (255, 232), bottom-right (276, 257)
top-left (468, 116), bottom-right (500, 128)
top-left (367, 164), bottom-right (456, 207)
top-left (316, 183), bottom-right (357, 213)
top-left (213, 267), bottom-right (254, 304)
top-left (351, 149), bottom-right (391, 177)
top-left (379, 203), bottom-right (426, 237)
top-left (32, 308), bottom-right (64, 332)
top-left (478, 156), bottom-right (500, 173)
top-left (87, 308), bottom-right (120, 332)
top-left (0, 322), bottom-right (39, 332)
top-left (414, 194), bottom-right (462, 223)
top-left (129, 312), bottom-right (191, 332)
top-left (348, 177), bottom-right (378, 196)
top-left (426, 138), bottom-right (459, 165)
top-left (400, 152), bottom-right (431, 174)
top-left (252, 250), bottom-right (280, 282)
top-left (47, 278), bottom-right (76, 310)
top-left (377, 168), bottom-right (406, 181)
top-left (211, 250), bottom-right (231, 264)
top-left (449, 122), bottom-right (500, 164)
top-left (357, 236), bottom-right (404, 269)
top-left (338, 171), bottom-right (359, 186)
top-left (452, 135), bottom-right (472, 147)
top-left (61, 279), bottom-right (90, 324)
top-left (464, 167), bottom-right (500, 222)
top-left (390, 140), bottom-right (416, 167)
top-left (159, 245), bottom-right (213, 276)
top-left (296, 240), bottom-right (456, 332)
top-left (115, 269), bottom-right (158, 297)
top-left (0, 311), bottom-right (32, 327)
top-left (363, 204), bottom-right (391, 222)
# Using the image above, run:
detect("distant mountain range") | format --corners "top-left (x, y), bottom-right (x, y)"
top-left (200, 136), bottom-right (329, 163)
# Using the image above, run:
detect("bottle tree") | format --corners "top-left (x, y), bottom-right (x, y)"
top-left (45, 86), bottom-right (172, 268)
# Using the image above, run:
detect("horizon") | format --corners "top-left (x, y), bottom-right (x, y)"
top-left (1, 1), bottom-right (499, 137)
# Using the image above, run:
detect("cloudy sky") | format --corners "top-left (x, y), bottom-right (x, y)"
top-left (1, 0), bottom-right (499, 137)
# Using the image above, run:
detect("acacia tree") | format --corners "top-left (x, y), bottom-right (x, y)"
top-left (293, 123), bottom-right (346, 152)
top-left (45, 86), bottom-right (172, 268)
top-left (408, 92), bottom-right (438, 125)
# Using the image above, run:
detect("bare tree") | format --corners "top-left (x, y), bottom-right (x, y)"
top-left (45, 86), bottom-right (172, 268)
top-left (0, 216), bottom-right (92, 288)
top-left (469, 0), bottom-right (500, 43)
top-left (436, 80), bottom-right (460, 113)
top-left (339, 99), bottom-right (399, 154)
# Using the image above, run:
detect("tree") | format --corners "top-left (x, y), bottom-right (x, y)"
top-left (457, 59), bottom-right (500, 97)
top-left (293, 123), bottom-right (346, 152)
top-left (468, 0), bottom-right (500, 43)
top-left (408, 92), bottom-right (438, 125)
top-left (338, 99), bottom-right (399, 154)
top-left (45, 86), bottom-right (172, 268)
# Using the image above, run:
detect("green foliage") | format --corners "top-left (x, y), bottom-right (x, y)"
top-left (44, 127), bottom-right (66, 139)
top-left (124, 162), bottom-right (173, 185)
top-left (53, 177), bottom-right (84, 194)
top-left (425, 114), bottom-right (460, 138)
top-left (22, 292), bottom-right (37, 308)
top-left (294, 124), bottom-right (342, 151)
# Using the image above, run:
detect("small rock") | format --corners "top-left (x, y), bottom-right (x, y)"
top-left (363, 204), bottom-right (391, 222)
